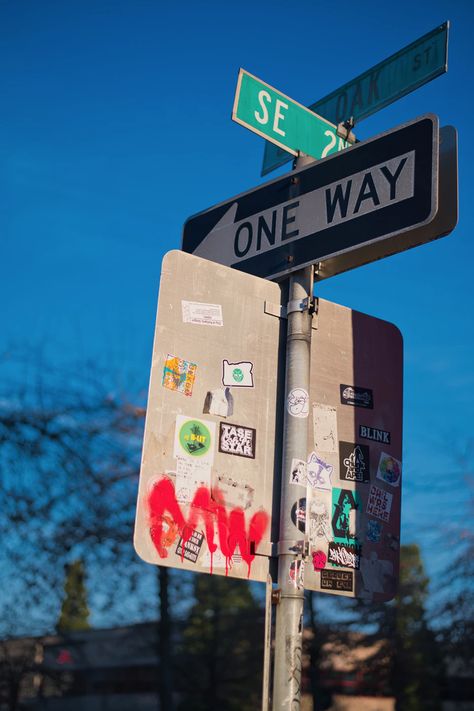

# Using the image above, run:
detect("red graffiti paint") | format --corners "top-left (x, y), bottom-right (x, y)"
top-left (148, 477), bottom-right (269, 577)
top-left (312, 550), bottom-right (327, 570)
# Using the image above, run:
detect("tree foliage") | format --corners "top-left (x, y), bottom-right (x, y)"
top-left (57, 560), bottom-right (91, 633)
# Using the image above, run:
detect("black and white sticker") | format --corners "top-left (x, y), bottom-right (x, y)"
top-left (340, 384), bottom-right (373, 409)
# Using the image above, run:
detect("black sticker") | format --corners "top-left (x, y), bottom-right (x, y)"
top-left (327, 542), bottom-right (362, 570)
top-left (340, 384), bottom-right (373, 409)
top-left (291, 498), bottom-right (306, 533)
top-left (176, 529), bottom-right (204, 563)
top-left (359, 425), bottom-right (391, 445)
top-left (218, 422), bottom-right (256, 459)
top-left (339, 441), bottom-right (370, 483)
top-left (320, 569), bottom-right (353, 592)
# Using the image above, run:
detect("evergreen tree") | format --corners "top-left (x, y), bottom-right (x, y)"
top-left (57, 560), bottom-right (91, 633)
top-left (176, 575), bottom-right (264, 711)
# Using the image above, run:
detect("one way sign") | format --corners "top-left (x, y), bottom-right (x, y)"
top-left (182, 115), bottom-right (439, 281)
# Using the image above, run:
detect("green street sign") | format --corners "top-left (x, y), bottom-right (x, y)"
top-left (262, 21), bottom-right (449, 175)
top-left (232, 69), bottom-right (352, 162)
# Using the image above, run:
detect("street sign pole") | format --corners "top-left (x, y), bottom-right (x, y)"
top-left (273, 153), bottom-right (316, 709)
top-left (272, 263), bottom-right (313, 710)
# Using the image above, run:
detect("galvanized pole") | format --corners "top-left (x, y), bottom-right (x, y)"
top-left (272, 154), bottom-right (315, 711)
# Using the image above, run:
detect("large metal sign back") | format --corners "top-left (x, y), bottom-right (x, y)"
top-left (183, 115), bottom-right (439, 281)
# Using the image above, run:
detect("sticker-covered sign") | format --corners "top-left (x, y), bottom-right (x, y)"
top-left (304, 298), bottom-right (403, 601)
top-left (135, 251), bottom-right (280, 583)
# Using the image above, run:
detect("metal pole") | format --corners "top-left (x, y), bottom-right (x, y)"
top-left (272, 259), bottom-right (313, 710)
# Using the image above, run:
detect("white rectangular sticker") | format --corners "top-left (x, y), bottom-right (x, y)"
top-left (182, 300), bottom-right (223, 326)
top-left (175, 457), bottom-right (212, 504)
top-left (313, 403), bottom-right (338, 453)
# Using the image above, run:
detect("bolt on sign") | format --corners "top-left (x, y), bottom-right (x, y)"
top-left (134, 250), bottom-right (282, 582)
top-left (303, 299), bottom-right (403, 601)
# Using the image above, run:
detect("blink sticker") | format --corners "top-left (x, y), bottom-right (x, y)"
top-left (328, 542), bottom-right (361, 570)
top-left (320, 569), bottom-right (353, 592)
top-left (162, 355), bottom-right (197, 397)
top-left (366, 519), bottom-right (383, 543)
top-left (287, 388), bottom-right (309, 418)
top-left (366, 484), bottom-right (393, 522)
top-left (306, 451), bottom-right (333, 490)
top-left (340, 384), bottom-right (373, 409)
top-left (222, 360), bottom-right (254, 388)
top-left (332, 488), bottom-right (362, 545)
top-left (218, 422), bottom-right (256, 459)
top-left (359, 425), bottom-right (391, 445)
top-left (376, 452), bottom-right (401, 487)
top-left (313, 404), bottom-right (338, 453)
top-left (339, 442), bottom-right (370, 483)
top-left (291, 498), bottom-right (306, 533)
top-left (290, 458), bottom-right (307, 486)
top-left (176, 529), bottom-right (205, 563)
top-left (312, 550), bottom-right (327, 571)
top-left (174, 416), bottom-right (215, 464)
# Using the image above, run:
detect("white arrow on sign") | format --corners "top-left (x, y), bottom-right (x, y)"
top-left (193, 152), bottom-right (414, 266)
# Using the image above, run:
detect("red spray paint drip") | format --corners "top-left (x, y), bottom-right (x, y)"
top-left (148, 477), bottom-right (269, 577)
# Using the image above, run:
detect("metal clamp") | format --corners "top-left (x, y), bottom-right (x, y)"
top-left (286, 297), bottom-right (310, 315)
top-left (337, 116), bottom-right (357, 144)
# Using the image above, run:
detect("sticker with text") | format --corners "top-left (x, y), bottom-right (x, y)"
top-left (174, 416), bottom-right (216, 465)
top-left (175, 457), bottom-right (212, 504)
top-left (287, 388), bottom-right (309, 418)
top-left (320, 569), bottom-right (353, 592)
top-left (181, 300), bottom-right (223, 326)
top-left (339, 442), bottom-right (370, 483)
top-left (340, 384), bottom-right (373, 409)
top-left (376, 452), bottom-right (401, 487)
top-left (290, 458), bottom-right (307, 486)
top-left (328, 542), bottom-right (362, 570)
top-left (176, 529), bottom-right (205, 563)
top-left (222, 360), bottom-right (254, 388)
top-left (162, 355), bottom-right (197, 397)
top-left (218, 422), bottom-right (256, 459)
top-left (366, 485), bottom-right (393, 522)
top-left (306, 451), bottom-right (333, 490)
top-left (359, 425), bottom-right (391, 445)
top-left (313, 403), bottom-right (338, 453)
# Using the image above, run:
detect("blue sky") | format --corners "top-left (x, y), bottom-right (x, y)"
top-left (1, 0), bottom-right (472, 595)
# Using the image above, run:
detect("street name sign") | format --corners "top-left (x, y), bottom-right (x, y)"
top-left (262, 22), bottom-right (449, 175)
top-left (183, 114), bottom-right (442, 281)
top-left (233, 69), bottom-right (352, 162)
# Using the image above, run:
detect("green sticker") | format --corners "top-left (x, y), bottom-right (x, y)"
top-left (178, 419), bottom-right (211, 457)
top-left (232, 368), bottom-right (244, 383)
